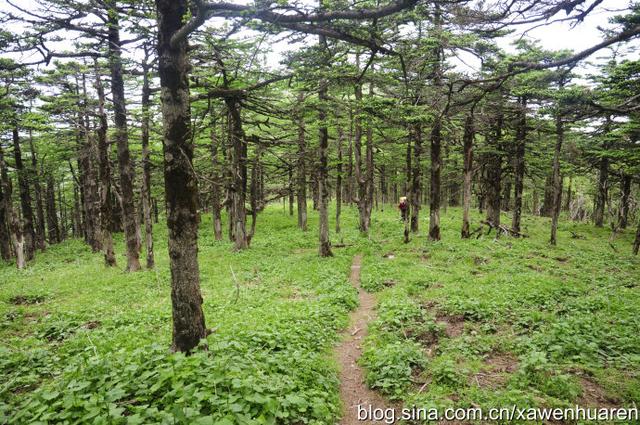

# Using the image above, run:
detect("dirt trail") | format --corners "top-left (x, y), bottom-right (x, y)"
top-left (336, 254), bottom-right (397, 424)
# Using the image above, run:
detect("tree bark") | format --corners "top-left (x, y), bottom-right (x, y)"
top-left (156, 0), bottom-right (207, 353)
top-left (141, 59), bottom-right (155, 268)
top-left (95, 62), bottom-right (117, 267)
top-left (296, 92), bottom-right (308, 231)
top-left (0, 144), bottom-right (25, 269)
top-left (107, 0), bottom-right (141, 271)
top-left (226, 97), bottom-right (249, 250)
top-left (429, 118), bottom-right (442, 241)
top-left (618, 173), bottom-right (631, 229)
top-left (0, 172), bottom-right (11, 259)
top-left (485, 107), bottom-right (503, 227)
top-left (410, 123), bottom-right (422, 232)
top-left (336, 127), bottom-right (343, 233)
top-left (593, 151), bottom-right (609, 228)
top-left (634, 219), bottom-right (640, 255)
top-left (27, 131), bottom-right (46, 251)
top-left (550, 113), bottom-right (564, 246)
top-left (512, 96), bottom-right (527, 233)
top-left (12, 125), bottom-right (36, 261)
top-left (354, 77), bottom-right (370, 234)
top-left (45, 173), bottom-right (60, 245)
top-left (317, 26), bottom-right (332, 257)
top-left (461, 112), bottom-right (474, 238)
top-left (210, 124), bottom-right (223, 241)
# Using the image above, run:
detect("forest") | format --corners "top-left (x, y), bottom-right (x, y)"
top-left (0, 0), bottom-right (639, 423)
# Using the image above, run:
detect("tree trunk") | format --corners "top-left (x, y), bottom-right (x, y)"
top-left (45, 173), bottom-right (60, 245)
top-left (410, 123), bottom-right (422, 232)
top-left (336, 127), bottom-right (343, 233)
top-left (107, 0), bottom-right (141, 271)
top-left (226, 98), bottom-right (249, 250)
top-left (210, 124), bottom-right (223, 241)
top-left (78, 84), bottom-right (102, 254)
top-left (512, 96), bottom-right (527, 233)
top-left (27, 131), bottom-right (46, 251)
top-left (550, 113), bottom-right (564, 246)
top-left (364, 81), bottom-right (375, 230)
top-left (95, 61), bottom-right (117, 267)
top-left (461, 113), bottom-right (474, 238)
top-left (296, 92), bottom-right (308, 231)
top-left (618, 173), bottom-right (631, 229)
top-left (0, 179), bottom-right (10, 261)
top-left (564, 175), bottom-right (572, 212)
top-left (288, 167), bottom-right (294, 216)
top-left (429, 118), bottom-right (442, 241)
top-left (0, 144), bottom-right (25, 269)
top-left (156, 0), bottom-right (207, 353)
top-left (0, 172), bottom-right (11, 260)
top-left (593, 150), bottom-right (609, 228)
top-left (485, 108), bottom-right (503, 227)
top-left (633, 219), bottom-right (640, 255)
top-left (12, 125), bottom-right (36, 261)
top-left (248, 142), bottom-right (263, 245)
top-left (141, 60), bottom-right (155, 268)
top-left (345, 120), bottom-right (354, 204)
top-left (354, 77), bottom-right (370, 234)
top-left (317, 27), bottom-right (332, 257)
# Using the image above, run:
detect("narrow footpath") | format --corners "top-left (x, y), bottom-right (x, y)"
top-left (336, 254), bottom-right (397, 424)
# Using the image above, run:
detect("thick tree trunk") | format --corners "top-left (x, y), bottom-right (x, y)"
top-left (512, 96), bottom-right (527, 233)
top-left (296, 92), bottom-right (308, 231)
top-left (461, 113), bottom-right (474, 238)
top-left (27, 131), bottom-right (46, 251)
top-left (156, 0), bottom-right (207, 353)
top-left (210, 125), bottom-right (223, 241)
top-left (141, 61), bottom-right (155, 268)
top-left (618, 174), bottom-right (631, 229)
top-left (429, 119), bottom-right (442, 241)
top-left (45, 173), bottom-right (60, 245)
top-left (12, 125), bottom-right (36, 261)
top-left (485, 109), bottom-right (503, 227)
top-left (550, 114), bottom-right (564, 246)
top-left (107, 0), bottom-right (141, 271)
top-left (0, 145), bottom-right (25, 269)
top-left (95, 62), bottom-right (117, 267)
top-left (317, 29), bottom-right (332, 257)
top-left (410, 123), bottom-right (422, 232)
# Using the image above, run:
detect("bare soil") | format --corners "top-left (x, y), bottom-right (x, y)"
top-left (335, 254), bottom-right (398, 424)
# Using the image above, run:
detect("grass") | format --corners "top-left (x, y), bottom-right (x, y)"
top-left (358, 207), bottom-right (640, 423)
top-left (0, 203), bottom-right (638, 424)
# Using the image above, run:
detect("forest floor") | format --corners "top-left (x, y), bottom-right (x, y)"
top-left (1, 205), bottom-right (639, 424)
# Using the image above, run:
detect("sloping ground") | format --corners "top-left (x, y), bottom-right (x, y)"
top-left (0, 209), bottom-right (366, 424)
top-left (336, 254), bottom-right (398, 424)
top-left (358, 208), bottom-right (640, 421)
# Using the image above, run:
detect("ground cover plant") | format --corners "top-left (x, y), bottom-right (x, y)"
top-left (359, 207), bottom-right (640, 422)
top-left (1, 0), bottom-right (640, 423)
top-left (0, 209), bottom-right (366, 424)
top-left (2, 205), bottom-right (638, 423)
